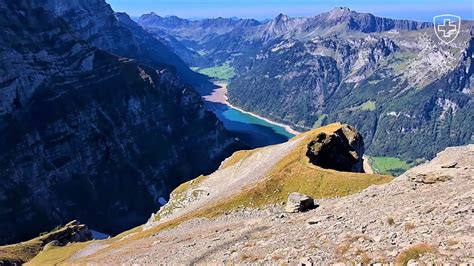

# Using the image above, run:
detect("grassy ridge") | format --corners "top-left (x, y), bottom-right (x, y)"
top-left (153, 124), bottom-right (392, 220)
top-left (28, 124), bottom-right (393, 264)
top-left (0, 222), bottom-right (88, 265)
top-left (209, 124), bottom-right (392, 210)
top-left (0, 240), bottom-right (43, 265)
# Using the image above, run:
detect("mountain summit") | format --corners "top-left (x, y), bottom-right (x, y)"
top-left (327, 6), bottom-right (353, 18)
top-left (310, 6), bottom-right (431, 33)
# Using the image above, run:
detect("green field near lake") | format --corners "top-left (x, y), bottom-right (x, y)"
top-left (369, 156), bottom-right (411, 176)
top-left (191, 63), bottom-right (235, 81)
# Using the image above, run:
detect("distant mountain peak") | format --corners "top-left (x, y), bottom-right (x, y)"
top-left (324, 6), bottom-right (358, 20)
top-left (329, 6), bottom-right (352, 16)
top-left (311, 7), bottom-right (431, 33)
top-left (269, 13), bottom-right (292, 30)
top-left (141, 12), bottom-right (161, 19)
top-left (274, 13), bottom-right (290, 22)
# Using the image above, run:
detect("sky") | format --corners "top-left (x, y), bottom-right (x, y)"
top-left (106, 0), bottom-right (474, 22)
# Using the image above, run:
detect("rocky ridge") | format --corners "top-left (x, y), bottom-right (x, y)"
top-left (43, 143), bottom-right (474, 265)
top-left (25, 123), bottom-right (395, 264)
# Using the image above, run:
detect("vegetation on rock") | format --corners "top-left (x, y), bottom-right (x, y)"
top-left (0, 221), bottom-right (91, 265)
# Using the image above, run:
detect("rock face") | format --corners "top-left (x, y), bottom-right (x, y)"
top-left (284, 192), bottom-right (316, 213)
top-left (40, 220), bottom-right (93, 247)
top-left (24, 0), bottom-right (206, 86)
top-left (306, 125), bottom-right (364, 172)
top-left (0, 0), bottom-right (241, 245)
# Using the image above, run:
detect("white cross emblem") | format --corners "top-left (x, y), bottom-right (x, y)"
top-left (433, 14), bottom-right (461, 44)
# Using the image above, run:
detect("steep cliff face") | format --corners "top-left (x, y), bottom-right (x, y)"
top-left (228, 36), bottom-right (398, 128)
top-left (27, 0), bottom-right (207, 86)
top-left (0, 0), bottom-right (240, 245)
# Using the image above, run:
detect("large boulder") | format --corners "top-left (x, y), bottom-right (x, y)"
top-left (285, 192), bottom-right (316, 213)
top-left (306, 125), bottom-right (365, 172)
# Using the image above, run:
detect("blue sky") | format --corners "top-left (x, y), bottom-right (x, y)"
top-left (106, 0), bottom-right (473, 22)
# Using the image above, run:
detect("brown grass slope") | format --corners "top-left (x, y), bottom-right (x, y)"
top-left (28, 123), bottom-right (392, 264)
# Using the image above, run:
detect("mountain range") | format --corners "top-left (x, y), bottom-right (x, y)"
top-left (139, 7), bottom-right (473, 163)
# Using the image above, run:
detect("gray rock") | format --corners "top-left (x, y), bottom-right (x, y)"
top-left (285, 192), bottom-right (316, 213)
top-left (409, 174), bottom-right (453, 184)
top-left (441, 162), bottom-right (458, 168)
top-left (307, 214), bottom-right (332, 225)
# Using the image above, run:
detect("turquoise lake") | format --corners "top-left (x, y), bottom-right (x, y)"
top-left (205, 101), bottom-right (295, 148)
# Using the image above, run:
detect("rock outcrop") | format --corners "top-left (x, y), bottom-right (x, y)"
top-left (284, 192), bottom-right (316, 213)
top-left (0, 220), bottom-right (92, 264)
top-left (39, 220), bottom-right (92, 247)
top-left (306, 125), bottom-right (365, 172)
top-left (0, 0), bottom-right (241, 245)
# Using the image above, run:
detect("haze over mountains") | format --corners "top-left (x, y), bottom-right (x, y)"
top-left (139, 7), bottom-right (473, 162)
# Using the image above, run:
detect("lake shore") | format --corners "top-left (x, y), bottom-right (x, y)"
top-left (204, 82), bottom-right (301, 136)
